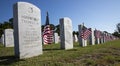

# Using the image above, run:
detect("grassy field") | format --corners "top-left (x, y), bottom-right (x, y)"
top-left (0, 40), bottom-right (120, 66)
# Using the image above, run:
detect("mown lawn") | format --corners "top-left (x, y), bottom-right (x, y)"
top-left (0, 40), bottom-right (120, 66)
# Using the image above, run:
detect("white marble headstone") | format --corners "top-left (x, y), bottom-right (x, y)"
top-left (13, 2), bottom-right (42, 59)
top-left (4, 29), bottom-right (14, 47)
top-left (1, 34), bottom-right (4, 45)
top-left (103, 32), bottom-right (106, 43)
top-left (0, 36), bottom-right (2, 43)
top-left (54, 33), bottom-right (59, 44)
top-left (58, 36), bottom-right (60, 43)
top-left (94, 30), bottom-right (100, 44)
top-left (100, 38), bottom-right (104, 44)
top-left (89, 28), bottom-right (95, 45)
top-left (60, 17), bottom-right (73, 50)
top-left (78, 24), bottom-right (87, 47)
top-left (73, 34), bottom-right (78, 42)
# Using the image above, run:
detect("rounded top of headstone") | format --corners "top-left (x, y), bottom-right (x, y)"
top-left (4, 29), bottom-right (13, 31)
top-left (63, 17), bottom-right (71, 20)
top-left (15, 2), bottom-right (40, 11)
top-left (14, 1), bottom-right (41, 18)
top-left (60, 17), bottom-right (72, 22)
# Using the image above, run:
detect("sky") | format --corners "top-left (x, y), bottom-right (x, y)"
top-left (0, 0), bottom-right (120, 33)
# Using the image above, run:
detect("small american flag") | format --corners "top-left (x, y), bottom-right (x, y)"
top-left (81, 28), bottom-right (91, 40)
top-left (43, 25), bottom-right (53, 44)
top-left (95, 30), bottom-right (101, 38)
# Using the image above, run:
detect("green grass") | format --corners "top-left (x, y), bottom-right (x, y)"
top-left (0, 40), bottom-right (120, 66)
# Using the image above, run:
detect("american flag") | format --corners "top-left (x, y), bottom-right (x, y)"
top-left (95, 30), bottom-right (101, 38)
top-left (81, 28), bottom-right (91, 40)
top-left (43, 12), bottom-right (54, 44)
top-left (43, 25), bottom-right (53, 44)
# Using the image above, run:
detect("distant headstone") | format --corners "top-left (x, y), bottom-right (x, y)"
top-left (13, 2), bottom-right (42, 59)
top-left (89, 28), bottom-right (95, 45)
top-left (100, 32), bottom-right (104, 44)
top-left (95, 38), bottom-right (100, 44)
top-left (100, 38), bottom-right (103, 44)
top-left (94, 30), bottom-right (100, 44)
top-left (0, 36), bottom-right (2, 43)
top-left (58, 36), bottom-right (60, 43)
top-left (54, 33), bottom-right (59, 44)
top-left (73, 34), bottom-right (78, 42)
top-left (4, 29), bottom-right (14, 47)
top-left (1, 34), bottom-right (4, 45)
top-left (60, 17), bottom-right (73, 50)
top-left (78, 24), bottom-right (87, 47)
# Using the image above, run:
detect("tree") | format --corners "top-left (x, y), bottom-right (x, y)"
top-left (112, 31), bottom-right (120, 38)
top-left (112, 23), bottom-right (120, 38)
top-left (9, 18), bottom-right (13, 28)
top-left (117, 23), bottom-right (120, 33)
top-left (41, 25), bottom-right (45, 32)
top-left (0, 23), bottom-right (3, 37)
top-left (55, 25), bottom-right (60, 36)
top-left (73, 31), bottom-right (76, 35)
top-left (0, 18), bottom-right (13, 37)
top-left (49, 24), bottom-right (55, 30)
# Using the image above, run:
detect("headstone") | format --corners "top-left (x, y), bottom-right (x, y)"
top-left (13, 2), bottom-right (42, 59)
top-left (4, 29), bottom-right (14, 47)
top-left (78, 24), bottom-right (87, 47)
top-left (100, 38), bottom-right (103, 44)
top-left (54, 33), bottom-right (59, 44)
top-left (89, 28), bottom-right (95, 45)
top-left (1, 34), bottom-right (4, 45)
top-left (73, 34), bottom-right (78, 42)
top-left (103, 32), bottom-right (106, 43)
top-left (105, 33), bottom-right (108, 42)
top-left (96, 38), bottom-right (100, 44)
top-left (0, 36), bottom-right (2, 43)
top-left (100, 32), bottom-right (104, 44)
top-left (60, 17), bottom-right (73, 50)
top-left (94, 30), bottom-right (100, 44)
top-left (58, 36), bottom-right (60, 43)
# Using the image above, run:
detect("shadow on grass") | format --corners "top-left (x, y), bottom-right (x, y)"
top-left (43, 48), bottom-right (78, 51)
top-left (0, 55), bottom-right (25, 65)
top-left (43, 48), bottom-right (62, 51)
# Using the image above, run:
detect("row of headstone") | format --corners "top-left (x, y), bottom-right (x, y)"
top-left (78, 24), bottom-right (118, 47)
top-left (1, 30), bottom-right (78, 47)
top-left (1, 1), bottom-right (118, 59)
top-left (0, 29), bottom-right (14, 47)
top-left (51, 32), bottom-right (78, 44)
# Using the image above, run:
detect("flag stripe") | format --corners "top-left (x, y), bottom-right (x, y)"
top-left (81, 28), bottom-right (91, 40)
top-left (43, 25), bottom-right (53, 44)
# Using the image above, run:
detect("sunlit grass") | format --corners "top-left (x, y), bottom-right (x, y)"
top-left (0, 40), bottom-right (120, 66)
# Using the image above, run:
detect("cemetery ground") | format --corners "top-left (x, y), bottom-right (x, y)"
top-left (0, 40), bottom-right (120, 66)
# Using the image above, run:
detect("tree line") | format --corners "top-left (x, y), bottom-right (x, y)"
top-left (0, 18), bottom-right (120, 38)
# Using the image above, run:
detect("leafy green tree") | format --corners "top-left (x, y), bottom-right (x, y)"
top-left (50, 24), bottom-right (55, 30)
top-left (0, 18), bottom-right (13, 37)
top-left (112, 31), bottom-right (120, 38)
top-left (117, 23), bottom-right (120, 33)
top-left (9, 18), bottom-right (13, 28)
top-left (55, 25), bottom-right (60, 36)
top-left (73, 31), bottom-right (76, 35)
top-left (41, 25), bottom-right (45, 32)
top-left (112, 23), bottom-right (120, 38)
top-left (0, 23), bottom-right (3, 37)
top-left (76, 31), bottom-right (79, 36)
